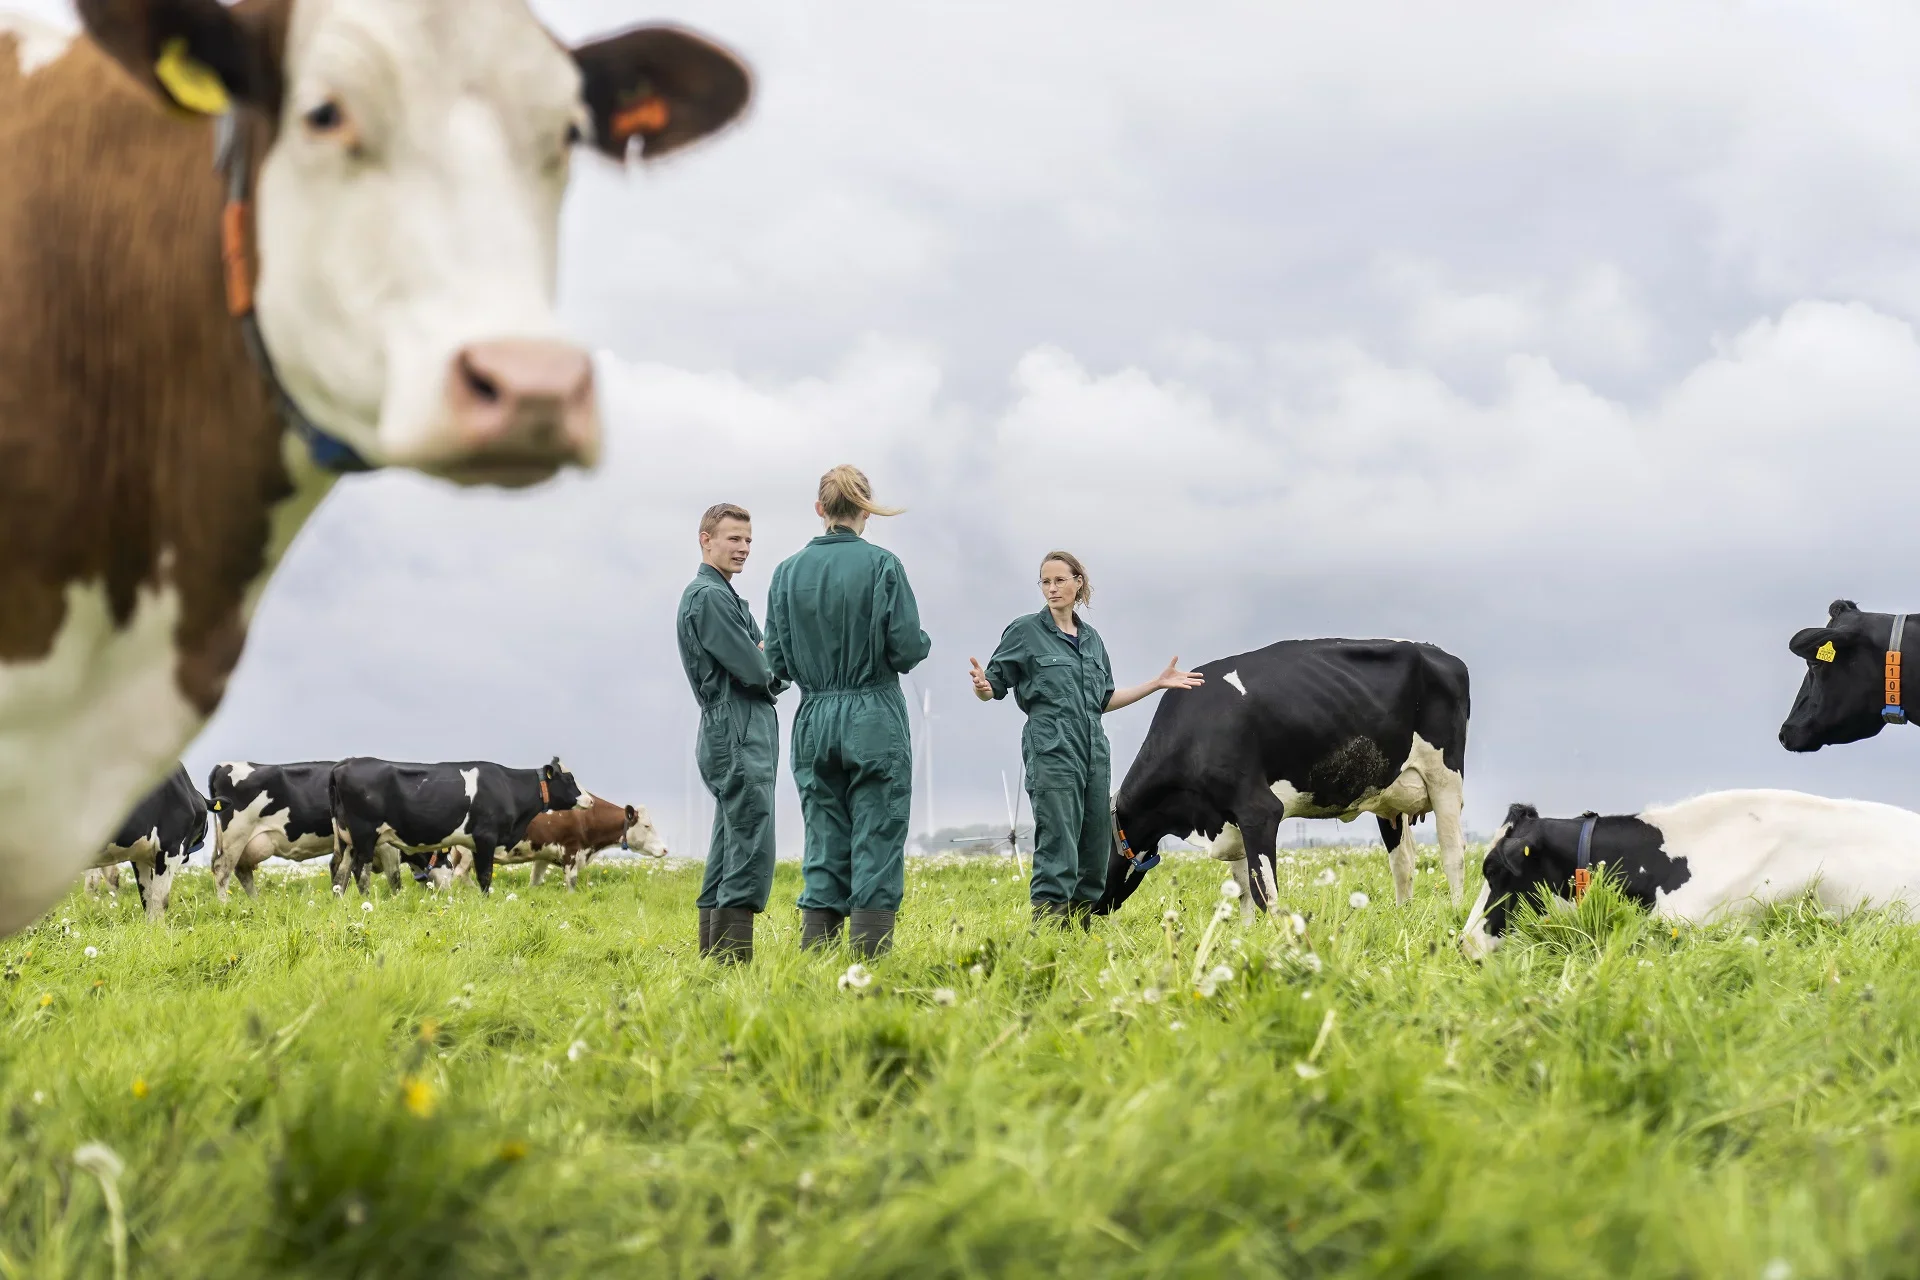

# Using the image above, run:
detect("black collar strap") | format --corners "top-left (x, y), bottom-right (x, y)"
top-left (1886, 614), bottom-right (1908, 726)
top-left (213, 114), bottom-right (374, 474)
top-left (1573, 815), bottom-right (1597, 901)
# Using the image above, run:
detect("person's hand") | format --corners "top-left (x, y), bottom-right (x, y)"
top-left (1156, 657), bottom-right (1205, 691)
top-left (969, 657), bottom-right (994, 701)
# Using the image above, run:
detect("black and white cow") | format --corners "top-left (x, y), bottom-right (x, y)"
top-left (206, 762), bottom-right (339, 901)
top-left (90, 763), bottom-right (210, 922)
top-left (1779, 599), bottom-right (1917, 753)
top-left (1095, 638), bottom-right (1469, 918)
top-left (328, 757), bottom-right (587, 896)
top-left (1461, 789), bottom-right (1920, 956)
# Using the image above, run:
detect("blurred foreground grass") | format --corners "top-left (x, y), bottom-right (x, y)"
top-left (4, 848), bottom-right (1920, 1278)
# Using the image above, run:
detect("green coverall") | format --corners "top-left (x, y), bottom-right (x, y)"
top-left (983, 611), bottom-right (1116, 908)
top-left (677, 563), bottom-right (786, 912)
top-left (764, 529), bottom-right (931, 914)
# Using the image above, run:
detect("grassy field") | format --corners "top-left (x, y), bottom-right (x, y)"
top-left (4, 847), bottom-right (1920, 1279)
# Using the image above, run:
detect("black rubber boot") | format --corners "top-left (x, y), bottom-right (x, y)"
top-left (698, 907), bottom-right (714, 957)
top-left (711, 907), bottom-right (754, 964)
top-left (800, 909), bottom-right (847, 951)
top-left (849, 909), bottom-right (896, 959)
top-left (1031, 900), bottom-right (1074, 929)
top-left (1070, 901), bottom-right (1095, 931)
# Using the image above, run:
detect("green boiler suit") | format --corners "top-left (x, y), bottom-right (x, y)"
top-left (764, 529), bottom-right (931, 914)
top-left (677, 563), bottom-right (785, 912)
top-left (983, 611), bottom-right (1116, 907)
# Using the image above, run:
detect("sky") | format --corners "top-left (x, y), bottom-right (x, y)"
top-left (29, 0), bottom-right (1920, 857)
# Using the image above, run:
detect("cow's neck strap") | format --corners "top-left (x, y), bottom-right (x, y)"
top-left (213, 113), bottom-right (375, 474)
top-left (1113, 824), bottom-right (1160, 877)
top-left (1573, 815), bottom-right (1597, 901)
top-left (1887, 615), bottom-right (1908, 727)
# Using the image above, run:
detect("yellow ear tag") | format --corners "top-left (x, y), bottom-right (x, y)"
top-left (1815, 641), bottom-right (1836, 663)
top-left (156, 37), bottom-right (231, 115)
top-left (1523, 846), bottom-right (1529, 856)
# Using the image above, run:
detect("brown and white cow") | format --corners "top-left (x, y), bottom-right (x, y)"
top-left (0, 1), bottom-right (750, 935)
top-left (444, 793), bottom-right (666, 890)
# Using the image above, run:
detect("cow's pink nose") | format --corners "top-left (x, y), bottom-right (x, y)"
top-left (443, 339), bottom-right (599, 484)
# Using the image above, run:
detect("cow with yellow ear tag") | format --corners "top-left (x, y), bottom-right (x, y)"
top-left (1780, 599), bottom-right (1918, 752)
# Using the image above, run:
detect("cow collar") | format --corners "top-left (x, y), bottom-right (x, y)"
top-left (1112, 823), bottom-right (1160, 877)
top-left (213, 113), bottom-right (376, 475)
top-left (539, 778), bottom-right (551, 807)
top-left (1573, 815), bottom-right (1597, 901)
top-left (1886, 614), bottom-right (1908, 727)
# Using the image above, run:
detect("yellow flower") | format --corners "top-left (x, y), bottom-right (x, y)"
top-left (497, 1139), bottom-right (529, 1163)
top-left (418, 1018), bottom-right (440, 1043)
top-left (131, 1078), bottom-right (149, 1099)
top-left (226, 953), bottom-right (239, 964)
top-left (400, 1076), bottom-right (437, 1119)
top-left (36, 992), bottom-right (51, 1008)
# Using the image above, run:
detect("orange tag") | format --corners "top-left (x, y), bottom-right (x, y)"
top-left (1573, 867), bottom-right (1592, 901)
top-left (220, 200), bottom-right (252, 316)
top-left (612, 95), bottom-right (670, 141)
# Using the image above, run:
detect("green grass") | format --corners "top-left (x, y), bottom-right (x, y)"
top-left (4, 848), bottom-right (1920, 1278)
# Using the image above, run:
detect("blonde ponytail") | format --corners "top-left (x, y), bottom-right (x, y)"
top-left (818, 464), bottom-right (903, 526)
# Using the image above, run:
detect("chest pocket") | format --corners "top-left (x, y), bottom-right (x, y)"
top-left (1030, 653), bottom-right (1080, 706)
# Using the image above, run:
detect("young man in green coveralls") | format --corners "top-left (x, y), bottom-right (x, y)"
top-left (677, 503), bottom-right (786, 962)
top-left (764, 466), bottom-right (931, 959)
top-left (970, 551), bottom-right (1203, 926)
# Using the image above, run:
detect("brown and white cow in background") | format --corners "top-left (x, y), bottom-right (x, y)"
top-left (443, 794), bottom-right (667, 890)
top-left (0, 1), bottom-right (750, 934)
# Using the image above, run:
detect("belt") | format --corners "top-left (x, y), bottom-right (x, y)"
top-left (801, 682), bottom-right (894, 699)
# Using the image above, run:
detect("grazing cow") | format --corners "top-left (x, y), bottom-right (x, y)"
top-left (329, 757), bottom-right (586, 895)
top-left (1461, 789), bottom-right (1920, 957)
top-left (446, 794), bottom-right (667, 890)
top-left (0, 2), bottom-right (752, 936)
top-left (206, 761), bottom-right (336, 900)
top-left (90, 763), bottom-right (211, 921)
top-left (1779, 599), bottom-right (1917, 753)
top-left (1094, 638), bottom-right (1470, 918)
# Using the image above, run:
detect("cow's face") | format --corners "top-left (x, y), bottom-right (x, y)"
top-left (1460, 805), bottom-right (1569, 957)
top-left (78, 0), bottom-right (750, 486)
top-left (1780, 600), bottom-right (1890, 752)
top-left (543, 758), bottom-right (587, 811)
top-left (625, 804), bottom-right (668, 858)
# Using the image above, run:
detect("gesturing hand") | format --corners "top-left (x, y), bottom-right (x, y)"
top-left (1157, 656), bottom-right (1205, 691)
top-left (969, 657), bottom-right (994, 701)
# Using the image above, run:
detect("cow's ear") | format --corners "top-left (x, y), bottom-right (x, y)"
top-left (77, 0), bottom-right (283, 116)
top-left (1502, 802), bottom-right (1538, 826)
top-left (1790, 627), bottom-right (1843, 661)
top-left (625, 805), bottom-right (637, 825)
top-left (572, 25), bottom-right (751, 161)
top-left (1829, 599), bottom-right (1859, 620)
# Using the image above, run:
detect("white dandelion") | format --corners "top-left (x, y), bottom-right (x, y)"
top-left (505, 892), bottom-right (518, 902)
top-left (1220, 876), bottom-right (1241, 900)
top-left (1349, 891), bottom-right (1371, 910)
top-left (1168, 1020), bottom-right (1185, 1031)
top-left (1141, 986), bottom-right (1162, 1005)
top-left (360, 901), bottom-right (373, 913)
top-left (1301, 952), bottom-right (1323, 973)
top-left (1212, 900), bottom-right (1236, 924)
top-left (968, 963), bottom-right (986, 978)
top-left (1162, 908), bottom-right (1179, 924)
top-left (838, 963), bottom-right (873, 992)
top-left (931, 987), bottom-right (957, 1007)
top-left (1294, 1061), bottom-right (1324, 1079)
top-left (83, 946), bottom-right (98, 958)
top-left (1209, 963), bottom-right (1235, 986)
top-left (558, 921), bottom-right (569, 930)
top-left (567, 1040), bottom-right (588, 1062)
top-left (1289, 913), bottom-right (1307, 936)
top-left (1314, 869), bottom-right (1337, 887)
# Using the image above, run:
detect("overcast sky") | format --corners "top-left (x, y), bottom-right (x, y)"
top-left (32, 0), bottom-right (1920, 856)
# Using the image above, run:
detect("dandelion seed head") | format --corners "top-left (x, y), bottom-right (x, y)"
top-left (1220, 876), bottom-right (1241, 900)
top-left (838, 963), bottom-right (873, 992)
top-left (1294, 1061), bottom-right (1323, 1080)
top-left (1349, 891), bottom-right (1371, 910)
top-left (931, 987), bottom-right (957, 1007)
top-left (31, 1091), bottom-right (45, 1105)
top-left (1162, 908), bottom-right (1179, 924)
top-left (360, 901), bottom-right (373, 913)
top-left (72, 1142), bottom-right (124, 1182)
top-left (1142, 986), bottom-right (1162, 1004)
top-left (1301, 952), bottom-right (1323, 973)
top-left (1289, 913), bottom-right (1307, 936)
top-left (1314, 869), bottom-right (1337, 887)
top-left (506, 892), bottom-right (518, 901)
top-left (567, 1040), bottom-right (588, 1062)
top-left (797, 1169), bottom-right (816, 1192)
top-left (1212, 901), bottom-right (1235, 923)
top-left (968, 963), bottom-right (986, 978)
top-left (1209, 963), bottom-right (1234, 985)
top-left (1168, 1020), bottom-right (1185, 1031)
top-left (83, 946), bottom-right (98, 958)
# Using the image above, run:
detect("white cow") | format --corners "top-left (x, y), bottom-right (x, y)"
top-left (1461, 789), bottom-right (1920, 957)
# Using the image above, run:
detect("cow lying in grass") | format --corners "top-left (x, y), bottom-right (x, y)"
top-left (1460, 788), bottom-right (1920, 957)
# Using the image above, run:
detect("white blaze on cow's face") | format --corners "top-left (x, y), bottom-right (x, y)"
top-left (626, 805), bottom-right (668, 858)
top-left (255, 0), bottom-right (590, 485)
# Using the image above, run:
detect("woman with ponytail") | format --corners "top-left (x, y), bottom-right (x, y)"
top-left (764, 466), bottom-right (931, 958)
top-left (969, 552), bottom-right (1203, 927)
